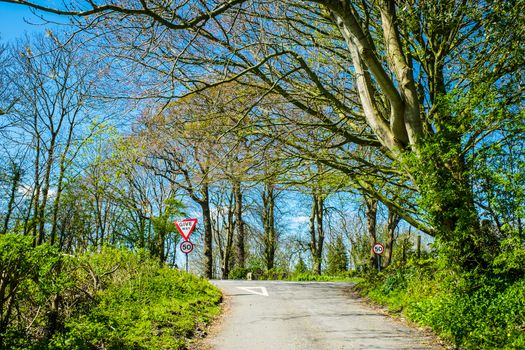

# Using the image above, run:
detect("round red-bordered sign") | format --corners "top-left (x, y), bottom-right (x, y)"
top-left (372, 243), bottom-right (385, 256)
top-left (180, 241), bottom-right (194, 254)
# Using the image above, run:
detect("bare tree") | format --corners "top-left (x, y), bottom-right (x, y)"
top-left (4, 34), bottom-right (101, 246)
top-left (4, 0), bottom-right (522, 267)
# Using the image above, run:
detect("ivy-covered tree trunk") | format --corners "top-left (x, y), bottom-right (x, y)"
top-left (309, 191), bottom-right (325, 275)
top-left (199, 186), bottom-right (213, 279)
top-left (262, 181), bottom-right (276, 271)
top-left (384, 206), bottom-right (400, 268)
top-left (365, 196), bottom-right (378, 270)
top-left (233, 180), bottom-right (245, 269)
top-left (415, 133), bottom-right (485, 268)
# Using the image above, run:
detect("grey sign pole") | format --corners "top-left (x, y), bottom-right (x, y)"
top-left (179, 241), bottom-right (193, 273)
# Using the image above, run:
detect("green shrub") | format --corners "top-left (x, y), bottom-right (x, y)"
top-left (359, 258), bottom-right (525, 349)
top-left (289, 271), bottom-right (361, 282)
top-left (0, 234), bottom-right (70, 349)
top-left (259, 268), bottom-right (288, 280)
top-left (0, 237), bottom-right (222, 350)
top-left (50, 247), bottom-right (222, 350)
top-left (293, 257), bottom-right (308, 274)
top-left (326, 235), bottom-right (349, 275)
top-left (228, 267), bottom-right (250, 280)
top-left (406, 276), bottom-right (525, 349)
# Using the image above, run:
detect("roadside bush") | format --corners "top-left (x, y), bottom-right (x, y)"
top-left (0, 235), bottom-right (222, 350)
top-left (49, 247), bottom-right (222, 350)
top-left (259, 268), bottom-right (288, 280)
top-left (228, 267), bottom-right (250, 280)
top-left (407, 276), bottom-right (525, 349)
top-left (358, 255), bottom-right (525, 349)
top-left (326, 235), bottom-right (349, 275)
top-left (293, 256), bottom-right (308, 274)
top-left (0, 234), bottom-right (71, 349)
top-left (289, 271), bottom-right (360, 282)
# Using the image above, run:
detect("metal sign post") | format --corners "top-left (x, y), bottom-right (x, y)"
top-left (180, 240), bottom-right (194, 273)
top-left (372, 243), bottom-right (385, 272)
top-left (176, 218), bottom-right (197, 274)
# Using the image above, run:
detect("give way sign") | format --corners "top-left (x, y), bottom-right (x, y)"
top-left (175, 218), bottom-right (198, 241)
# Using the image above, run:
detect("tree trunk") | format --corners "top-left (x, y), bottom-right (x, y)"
top-left (309, 194), bottom-right (318, 274)
top-left (2, 163), bottom-right (21, 234)
top-left (50, 121), bottom-right (75, 246)
top-left (221, 203), bottom-right (235, 279)
top-left (384, 206), bottom-right (400, 267)
top-left (37, 133), bottom-right (57, 245)
top-left (365, 196), bottom-right (378, 270)
top-left (200, 186), bottom-right (213, 279)
top-left (315, 195), bottom-right (324, 274)
top-left (262, 182), bottom-right (276, 271)
top-left (233, 180), bottom-right (245, 269)
top-left (29, 129), bottom-right (42, 242)
top-left (310, 192), bottom-right (324, 275)
top-left (417, 128), bottom-right (486, 268)
top-left (217, 192), bottom-right (235, 279)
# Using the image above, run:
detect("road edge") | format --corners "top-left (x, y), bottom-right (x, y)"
top-left (188, 293), bottom-right (231, 350)
top-left (342, 285), bottom-right (450, 349)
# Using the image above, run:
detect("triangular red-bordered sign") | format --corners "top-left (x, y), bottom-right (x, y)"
top-left (175, 218), bottom-right (198, 241)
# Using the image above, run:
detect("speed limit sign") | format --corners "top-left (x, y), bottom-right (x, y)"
top-left (373, 243), bottom-right (385, 256)
top-left (180, 241), bottom-right (194, 254)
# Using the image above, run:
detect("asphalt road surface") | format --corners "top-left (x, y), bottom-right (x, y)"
top-left (203, 280), bottom-right (439, 350)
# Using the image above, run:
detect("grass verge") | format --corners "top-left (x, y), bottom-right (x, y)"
top-left (354, 261), bottom-right (525, 349)
top-left (0, 235), bottom-right (222, 350)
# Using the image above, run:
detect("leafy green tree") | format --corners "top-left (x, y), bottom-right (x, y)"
top-left (6, 0), bottom-right (524, 270)
top-left (294, 255), bottom-right (308, 274)
top-left (326, 235), bottom-right (348, 275)
top-left (0, 234), bottom-right (66, 347)
top-left (150, 197), bottom-right (185, 264)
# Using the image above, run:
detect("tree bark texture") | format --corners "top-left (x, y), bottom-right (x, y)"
top-left (365, 196), bottom-right (378, 270)
top-left (262, 182), bottom-right (276, 271)
top-left (199, 186), bottom-right (214, 279)
top-left (310, 191), bottom-right (325, 275)
top-left (233, 180), bottom-right (245, 269)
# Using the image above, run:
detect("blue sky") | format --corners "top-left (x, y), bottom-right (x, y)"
top-left (0, 1), bottom-right (431, 273)
top-left (0, 3), bottom-right (61, 42)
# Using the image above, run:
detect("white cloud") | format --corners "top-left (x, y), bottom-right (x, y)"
top-left (289, 216), bottom-right (310, 224)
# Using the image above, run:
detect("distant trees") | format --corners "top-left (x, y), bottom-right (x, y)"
top-left (1, 0), bottom-right (523, 274)
top-left (1, 34), bottom-right (102, 246)
top-left (326, 235), bottom-right (348, 275)
top-left (308, 174), bottom-right (326, 275)
top-left (0, 33), bottom-right (188, 264)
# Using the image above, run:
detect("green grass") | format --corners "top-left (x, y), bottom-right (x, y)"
top-left (228, 266), bottom-right (363, 283)
top-left (49, 248), bottom-right (223, 350)
top-left (0, 236), bottom-right (222, 350)
top-left (287, 272), bottom-right (364, 283)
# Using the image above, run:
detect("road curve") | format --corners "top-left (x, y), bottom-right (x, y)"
top-left (203, 280), bottom-right (440, 350)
